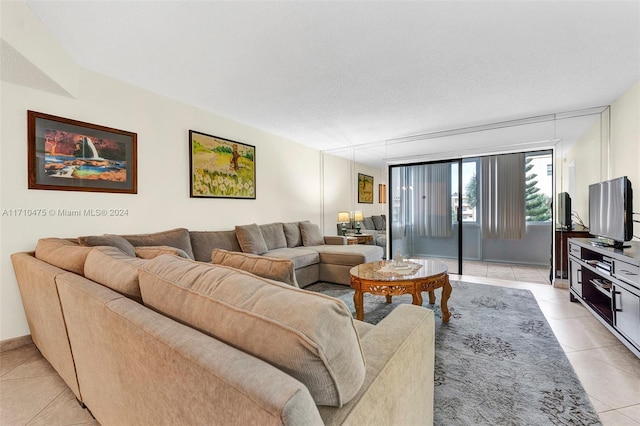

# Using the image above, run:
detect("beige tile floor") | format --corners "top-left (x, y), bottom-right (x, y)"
top-left (2, 264), bottom-right (639, 425)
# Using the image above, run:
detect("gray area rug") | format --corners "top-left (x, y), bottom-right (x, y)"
top-left (307, 280), bottom-right (601, 426)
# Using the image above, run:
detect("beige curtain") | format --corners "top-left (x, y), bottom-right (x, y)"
top-left (481, 153), bottom-right (526, 240)
top-left (412, 163), bottom-right (453, 238)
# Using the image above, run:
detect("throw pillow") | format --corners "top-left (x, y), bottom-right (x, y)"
top-left (299, 222), bottom-right (324, 247)
top-left (235, 223), bottom-right (269, 255)
top-left (139, 255), bottom-right (366, 407)
top-left (211, 249), bottom-right (298, 287)
top-left (77, 234), bottom-right (136, 257)
top-left (121, 228), bottom-right (195, 259)
top-left (135, 246), bottom-right (190, 259)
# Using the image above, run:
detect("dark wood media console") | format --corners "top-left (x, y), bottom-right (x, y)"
top-left (555, 226), bottom-right (590, 279)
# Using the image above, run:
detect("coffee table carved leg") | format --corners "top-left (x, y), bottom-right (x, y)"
top-left (354, 289), bottom-right (364, 321)
top-left (412, 289), bottom-right (423, 306)
top-left (441, 278), bottom-right (452, 323)
top-left (428, 290), bottom-right (436, 304)
top-left (385, 294), bottom-right (392, 304)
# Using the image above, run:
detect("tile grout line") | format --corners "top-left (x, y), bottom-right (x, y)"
top-left (25, 388), bottom-right (67, 426)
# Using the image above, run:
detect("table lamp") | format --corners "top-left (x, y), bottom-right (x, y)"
top-left (338, 211), bottom-right (350, 236)
top-left (353, 211), bottom-right (364, 235)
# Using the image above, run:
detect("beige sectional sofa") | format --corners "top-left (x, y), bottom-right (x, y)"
top-left (11, 222), bottom-right (435, 425)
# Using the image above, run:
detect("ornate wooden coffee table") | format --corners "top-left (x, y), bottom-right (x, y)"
top-left (349, 259), bottom-right (452, 322)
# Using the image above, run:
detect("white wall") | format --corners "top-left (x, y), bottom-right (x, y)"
top-left (611, 80), bottom-right (640, 224)
top-left (563, 81), bottom-right (640, 232)
top-left (321, 151), bottom-right (387, 235)
top-left (0, 3), bottom-right (322, 341)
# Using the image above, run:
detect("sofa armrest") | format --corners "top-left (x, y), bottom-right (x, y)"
top-left (324, 236), bottom-right (347, 245)
top-left (318, 304), bottom-right (435, 425)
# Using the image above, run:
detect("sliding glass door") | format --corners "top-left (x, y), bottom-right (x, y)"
top-left (390, 150), bottom-right (553, 278)
top-left (390, 159), bottom-right (463, 274)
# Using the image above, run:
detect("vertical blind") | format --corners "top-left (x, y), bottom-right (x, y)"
top-left (481, 153), bottom-right (526, 239)
top-left (412, 163), bottom-right (453, 238)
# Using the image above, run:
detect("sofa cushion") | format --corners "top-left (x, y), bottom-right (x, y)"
top-left (283, 221), bottom-right (306, 248)
top-left (84, 246), bottom-right (147, 302)
top-left (135, 246), bottom-right (190, 259)
top-left (122, 228), bottom-right (195, 259)
top-left (263, 247), bottom-right (320, 269)
top-left (35, 238), bottom-right (92, 275)
top-left (259, 223), bottom-right (287, 251)
top-left (299, 222), bottom-right (324, 247)
top-left (311, 244), bottom-right (384, 267)
top-left (211, 249), bottom-right (297, 287)
top-left (190, 230), bottom-right (241, 262)
top-left (235, 224), bottom-right (269, 255)
top-left (362, 217), bottom-right (375, 231)
top-left (77, 234), bottom-right (136, 257)
top-left (139, 255), bottom-right (366, 407)
top-left (371, 215), bottom-right (385, 231)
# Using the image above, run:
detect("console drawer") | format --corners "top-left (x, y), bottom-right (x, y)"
top-left (613, 259), bottom-right (640, 288)
top-left (569, 242), bottom-right (581, 259)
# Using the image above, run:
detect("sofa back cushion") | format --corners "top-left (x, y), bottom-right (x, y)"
top-left (35, 238), bottom-right (92, 275)
top-left (259, 223), bottom-right (287, 251)
top-left (211, 249), bottom-right (298, 287)
top-left (77, 234), bottom-right (136, 257)
top-left (235, 223), bottom-right (268, 255)
top-left (139, 255), bottom-right (366, 407)
top-left (362, 217), bottom-right (375, 231)
top-left (121, 228), bottom-right (195, 259)
top-left (84, 246), bottom-right (148, 302)
top-left (189, 230), bottom-right (241, 261)
top-left (299, 222), bottom-right (324, 247)
top-left (283, 221), bottom-right (307, 248)
top-left (371, 215), bottom-right (385, 231)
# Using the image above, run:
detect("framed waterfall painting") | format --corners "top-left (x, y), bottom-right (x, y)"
top-left (358, 173), bottom-right (374, 203)
top-left (189, 130), bottom-right (256, 199)
top-left (27, 110), bottom-right (137, 193)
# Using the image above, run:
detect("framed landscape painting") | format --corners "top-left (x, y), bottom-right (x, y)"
top-left (358, 173), bottom-right (374, 203)
top-left (189, 130), bottom-right (256, 199)
top-left (27, 110), bottom-right (137, 193)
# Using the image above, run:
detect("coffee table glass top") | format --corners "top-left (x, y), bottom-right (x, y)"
top-left (350, 258), bottom-right (448, 282)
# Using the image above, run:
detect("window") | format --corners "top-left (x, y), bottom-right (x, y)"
top-left (525, 153), bottom-right (552, 222)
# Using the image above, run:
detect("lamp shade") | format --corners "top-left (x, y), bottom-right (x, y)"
top-left (337, 211), bottom-right (350, 223)
top-left (353, 211), bottom-right (364, 222)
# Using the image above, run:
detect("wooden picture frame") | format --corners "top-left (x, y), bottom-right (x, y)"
top-left (189, 130), bottom-right (256, 199)
top-left (358, 173), bottom-right (374, 203)
top-left (27, 110), bottom-right (137, 194)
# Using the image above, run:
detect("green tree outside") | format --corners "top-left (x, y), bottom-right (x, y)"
top-left (525, 157), bottom-right (551, 221)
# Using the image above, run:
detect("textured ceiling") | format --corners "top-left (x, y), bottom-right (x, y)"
top-left (24, 1), bottom-right (640, 156)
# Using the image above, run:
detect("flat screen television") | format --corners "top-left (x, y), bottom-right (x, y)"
top-left (557, 192), bottom-right (572, 230)
top-left (588, 176), bottom-right (633, 249)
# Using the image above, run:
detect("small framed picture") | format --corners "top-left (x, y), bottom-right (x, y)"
top-left (27, 110), bottom-right (137, 194)
top-left (358, 173), bottom-right (374, 203)
top-left (189, 130), bottom-right (256, 199)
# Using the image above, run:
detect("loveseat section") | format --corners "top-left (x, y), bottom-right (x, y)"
top-left (56, 272), bottom-right (324, 426)
top-left (318, 304), bottom-right (435, 425)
